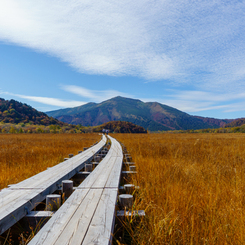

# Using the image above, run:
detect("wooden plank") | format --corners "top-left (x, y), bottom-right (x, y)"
top-left (0, 189), bottom-right (45, 234)
top-left (10, 135), bottom-right (106, 190)
top-left (117, 210), bottom-right (145, 217)
top-left (77, 149), bottom-right (114, 188)
top-left (28, 136), bottom-right (123, 245)
top-left (28, 188), bottom-right (91, 245)
top-left (77, 136), bottom-right (123, 189)
top-left (0, 135), bottom-right (106, 235)
top-left (105, 157), bottom-right (123, 188)
top-left (53, 189), bottom-right (103, 245)
top-left (104, 136), bottom-right (123, 188)
top-left (29, 189), bottom-right (118, 245)
top-left (82, 188), bottom-right (118, 245)
top-left (82, 157), bottom-right (117, 189)
top-left (26, 211), bottom-right (55, 218)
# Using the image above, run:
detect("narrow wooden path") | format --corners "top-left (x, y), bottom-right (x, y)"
top-left (0, 135), bottom-right (107, 235)
top-left (29, 135), bottom-right (123, 245)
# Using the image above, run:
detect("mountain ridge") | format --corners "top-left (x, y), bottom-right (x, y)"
top-left (46, 96), bottom-right (233, 131)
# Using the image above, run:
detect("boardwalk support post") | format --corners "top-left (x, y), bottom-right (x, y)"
top-left (124, 184), bottom-right (135, 194)
top-left (62, 180), bottom-right (73, 199)
top-left (129, 165), bottom-right (136, 171)
top-left (121, 171), bottom-right (137, 181)
top-left (46, 194), bottom-right (61, 211)
top-left (93, 155), bottom-right (101, 162)
top-left (119, 194), bottom-right (133, 210)
top-left (85, 163), bottom-right (93, 172)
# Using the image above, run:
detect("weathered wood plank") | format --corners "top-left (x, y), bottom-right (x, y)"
top-left (28, 188), bottom-right (91, 245)
top-left (0, 189), bottom-right (45, 234)
top-left (77, 136), bottom-right (123, 189)
top-left (10, 135), bottom-right (106, 190)
top-left (78, 149), bottom-right (114, 188)
top-left (104, 136), bottom-right (123, 189)
top-left (82, 188), bottom-right (118, 245)
top-left (0, 135), bottom-right (106, 235)
top-left (53, 189), bottom-right (103, 245)
top-left (28, 136), bottom-right (123, 245)
top-left (29, 188), bottom-right (118, 245)
top-left (105, 157), bottom-right (123, 188)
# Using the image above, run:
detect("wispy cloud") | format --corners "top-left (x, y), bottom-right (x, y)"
top-left (0, 91), bottom-right (85, 108)
top-left (62, 85), bottom-right (133, 102)
top-left (140, 90), bottom-right (245, 114)
top-left (0, 0), bottom-right (245, 91)
top-left (2, 87), bottom-right (245, 117)
top-left (0, 86), bottom-right (133, 108)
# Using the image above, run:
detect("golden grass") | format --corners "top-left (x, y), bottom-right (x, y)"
top-left (113, 133), bottom-right (245, 244)
top-left (2, 133), bottom-right (245, 244)
top-left (0, 133), bottom-right (100, 190)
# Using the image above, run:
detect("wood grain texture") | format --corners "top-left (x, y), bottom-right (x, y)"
top-left (29, 136), bottom-right (123, 245)
top-left (54, 189), bottom-right (103, 245)
top-left (82, 189), bottom-right (118, 245)
top-left (0, 135), bottom-right (106, 235)
top-left (29, 188), bottom-right (93, 244)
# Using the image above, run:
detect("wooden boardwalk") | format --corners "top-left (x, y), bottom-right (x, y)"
top-left (0, 135), bottom-right (107, 235)
top-left (29, 135), bottom-right (123, 245)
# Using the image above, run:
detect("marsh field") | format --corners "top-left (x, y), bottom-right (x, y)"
top-left (1, 133), bottom-right (245, 244)
top-left (114, 133), bottom-right (245, 245)
top-left (0, 134), bottom-right (101, 190)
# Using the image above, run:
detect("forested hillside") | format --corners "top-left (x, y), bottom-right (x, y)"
top-left (0, 98), bottom-right (65, 126)
top-left (92, 121), bottom-right (147, 133)
top-left (224, 118), bottom-right (245, 128)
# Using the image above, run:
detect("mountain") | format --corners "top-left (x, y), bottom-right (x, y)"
top-left (224, 118), bottom-right (245, 128)
top-left (46, 96), bottom-right (233, 131)
top-left (193, 116), bottom-right (233, 128)
top-left (0, 98), bottom-right (65, 126)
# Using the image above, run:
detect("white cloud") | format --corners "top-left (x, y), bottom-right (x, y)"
top-left (16, 95), bottom-right (85, 108)
top-left (164, 90), bottom-right (245, 103)
top-left (140, 90), bottom-right (245, 114)
top-left (2, 86), bottom-right (245, 117)
top-left (0, 0), bottom-right (245, 89)
top-left (0, 86), bottom-right (133, 108)
top-left (62, 85), bottom-right (133, 102)
top-left (0, 91), bottom-right (85, 108)
top-left (62, 86), bottom-right (99, 100)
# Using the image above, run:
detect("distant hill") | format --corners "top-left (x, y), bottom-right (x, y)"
top-left (224, 118), bottom-right (245, 128)
top-left (0, 98), bottom-right (65, 126)
top-left (46, 96), bottom-right (233, 131)
top-left (193, 116), bottom-right (232, 128)
top-left (92, 121), bottom-right (147, 133)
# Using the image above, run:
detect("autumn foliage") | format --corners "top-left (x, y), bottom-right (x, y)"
top-left (0, 98), bottom-right (65, 125)
top-left (93, 121), bottom-right (147, 133)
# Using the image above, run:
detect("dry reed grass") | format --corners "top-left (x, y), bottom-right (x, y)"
top-left (114, 133), bottom-right (245, 244)
top-left (0, 133), bottom-right (100, 190)
top-left (2, 133), bottom-right (245, 244)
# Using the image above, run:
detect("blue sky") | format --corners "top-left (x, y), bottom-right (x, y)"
top-left (1, 0), bottom-right (245, 119)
